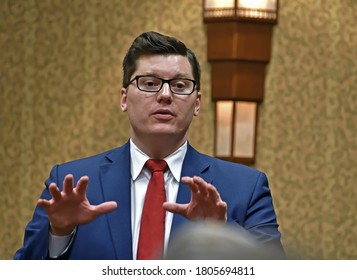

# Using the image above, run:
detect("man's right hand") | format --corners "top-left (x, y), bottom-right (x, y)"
top-left (37, 174), bottom-right (118, 236)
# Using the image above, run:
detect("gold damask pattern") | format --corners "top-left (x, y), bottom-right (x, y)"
top-left (257, 0), bottom-right (357, 259)
top-left (0, 0), bottom-right (356, 259)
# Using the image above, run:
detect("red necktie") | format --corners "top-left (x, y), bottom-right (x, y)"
top-left (137, 159), bottom-right (168, 260)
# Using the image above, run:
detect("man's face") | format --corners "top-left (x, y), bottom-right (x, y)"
top-left (121, 54), bottom-right (201, 143)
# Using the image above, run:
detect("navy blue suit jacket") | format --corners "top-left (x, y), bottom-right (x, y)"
top-left (14, 141), bottom-right (283, 259)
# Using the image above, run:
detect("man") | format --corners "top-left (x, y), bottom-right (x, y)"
top-left (14, 31), bottom-right (284, 260)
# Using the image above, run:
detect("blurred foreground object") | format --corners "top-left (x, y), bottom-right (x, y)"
top-left (165, 221), bottom-right (285, 259)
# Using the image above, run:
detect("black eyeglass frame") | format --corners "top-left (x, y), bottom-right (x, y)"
top-left (126, 75), bottom-right (197, 95)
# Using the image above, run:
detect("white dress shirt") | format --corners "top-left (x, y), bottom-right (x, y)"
top-left (130, 139), bottom-right (186, 259)
top-left (49, 139), bottom-right (187, 259)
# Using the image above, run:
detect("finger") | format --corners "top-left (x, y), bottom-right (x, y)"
top-left (206, 183), bottom-right (221, 202)
top-left (76, 176), bottom-right (89, 195)
top-left (37, 198), bottom-right (51, 210)
top-left (217, 200), bottom-right (228, 209)
top-left (163, 202), bottom-right (187, 216)
top-left (48, 183), bottom-right (62, 201)
top-left (92, 201), bottom-right (118, 216)
top-left (181, 176), bottom-right (199, 193)
top-left (192, 176), bottom-right (209, 197)
top-left (63, 174), bottom-right (74, 195)
top-left (193, 176), bottom-right (221, 201)
top-left (217, 201), bottom-right (228, 222)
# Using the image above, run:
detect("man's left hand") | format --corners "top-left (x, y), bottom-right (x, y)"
top-left (163, 176), bottom-right (227, 222)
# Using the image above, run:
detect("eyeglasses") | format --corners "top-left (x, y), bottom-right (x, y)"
top-left (127, 75), bottom-right (197, 95)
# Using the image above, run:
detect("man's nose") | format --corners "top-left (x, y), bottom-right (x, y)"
top-left (157, 82), bottom-right (173, 101)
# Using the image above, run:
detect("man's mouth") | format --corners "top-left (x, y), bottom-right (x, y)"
top-left (152, 109), bottom-right (174, 120)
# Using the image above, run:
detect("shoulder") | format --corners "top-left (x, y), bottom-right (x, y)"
top-left (188, 144), bottom-right (263, 177)
top-left (62, 144), bottom-right (127, 166)
top-left (186, 145), bottom-right (268, 195)
top-left (49, 141), bottom-right (130, 175)
top-left (45, 141), bottom-right (130, 185)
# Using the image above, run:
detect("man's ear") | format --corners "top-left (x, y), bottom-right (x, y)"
top-left (194, 91), bottom-right (201, 116)
top-left (120, 88), bottom-right (127, 112)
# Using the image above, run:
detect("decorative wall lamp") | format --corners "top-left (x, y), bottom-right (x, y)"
top-left (203, 0), bottom-right (278, 164)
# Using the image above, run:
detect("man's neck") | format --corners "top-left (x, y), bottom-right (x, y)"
top-left (130, 134), bottom-right (187, 159)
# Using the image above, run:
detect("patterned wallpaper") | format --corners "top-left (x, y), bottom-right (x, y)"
top-left (257, 0), bottom-right (357, 259)
top-left (0, 0), bottom-right (356, 259)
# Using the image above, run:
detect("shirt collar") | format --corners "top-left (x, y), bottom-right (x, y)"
top-left (130, 139), bottom-right (187, 182)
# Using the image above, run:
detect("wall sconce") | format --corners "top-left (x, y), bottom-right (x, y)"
top-left (203, 0), bottom-right (278, 164)
top-left (204, 0), bottom-right (278, 22)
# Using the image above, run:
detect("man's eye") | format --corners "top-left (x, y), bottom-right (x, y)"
top-left (172, 81), bottom-right (186, 89)
top-left (143, 79), bottom-right (160, 87)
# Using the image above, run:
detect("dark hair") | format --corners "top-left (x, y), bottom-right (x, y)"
top-left (122, 31), bottom-right (201, 91)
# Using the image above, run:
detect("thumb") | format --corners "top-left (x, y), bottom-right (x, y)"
top-left (94, 201), bottom-right (118, 215)
top-left (163, 202), bottom-right (187, 216)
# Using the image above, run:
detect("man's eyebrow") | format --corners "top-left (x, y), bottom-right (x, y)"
top-left (138, 72), bottom-right (192, 79)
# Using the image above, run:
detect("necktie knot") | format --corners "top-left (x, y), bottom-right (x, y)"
top-left (145, 159), bottom-right (168, 173)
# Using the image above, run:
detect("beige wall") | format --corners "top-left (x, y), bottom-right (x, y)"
top-left (1, 0), bottom-right (356, 259)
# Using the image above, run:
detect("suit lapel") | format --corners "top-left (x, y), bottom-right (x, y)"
top-left (171, 144), bottom-right (212, 232)
top-left (98, 142), bottom-right (212, 258)
top-left (99, 141), bottom-right (133, 260)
